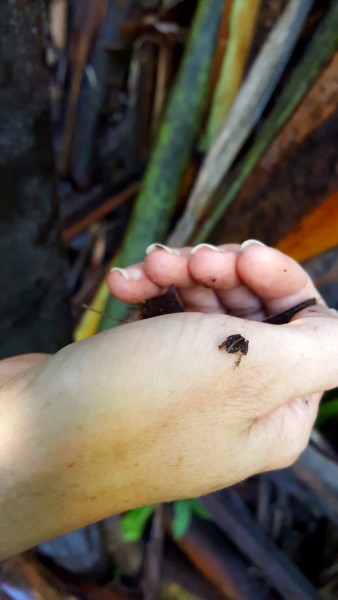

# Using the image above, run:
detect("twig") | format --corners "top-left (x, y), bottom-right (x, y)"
top-left (141, 505), bottom-right (165, 600)
top-left (63, 181), bottom-right (140, 242)
top-left (165, 508), bottom-right (271, 599)
top-left (59, 0), bottom-right (108, 175)
top-left (291, 445), bottom-right (338, 526)
top-left (202, 490), bottom-right (319, 599)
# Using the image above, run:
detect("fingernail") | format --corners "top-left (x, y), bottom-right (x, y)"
top-left (240, 239), bottom-right (266, 251)
top-left (145, 243), bottom-right (179, 255)
top-left (190, 243), bottom-right (225, 255)
top-left (110, 267), bottom-right (142, 281)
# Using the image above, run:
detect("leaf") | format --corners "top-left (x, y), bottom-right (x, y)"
top-left (317, 398), bottom-right (338, 427)
top-left (172, 500), bottom-right (193, 539)
top-left (202, 0), bottom-right (261, 149)
top-left (169, 0), bottom-right (315, 245)
top-left (192, 0), bottom-right (338, 244)
top-left (74, 280), bottom-right (110, 341)
top-left (276, 191), bottom-right (338, 262)
top-left (189, 498), bottom-right (210, 519)
top-left (227, 53), bottom-right (338, 231)
top-left (120, 505), bottom-right (154, 542)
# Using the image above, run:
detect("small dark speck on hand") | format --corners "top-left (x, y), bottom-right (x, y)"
top-left (218, 334), bottom-right (249, 367)
top-left (283, 269), bottom-right (287, 272)
top-left (212, 278), bottom-right (217, 282)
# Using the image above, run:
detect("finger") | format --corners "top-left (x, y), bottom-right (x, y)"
top-left (187, 244), bottom-right (264, 316)
top-left (144, 245), bottom-right (194, 287)
top-left (188, 244), bottom-right (266, 320)
top-left (188, 244), bottom-right (241, 289)
top-left (215, 284), bottom-right (265, 321)
top-left (285, 305), bottom-right (338, 393)
top-left (209, 308), bottom-right (338, 407)
top-left (106, 264), bottom-right (163, 303)
top-left (237, 243), bottom-right (324, 316)
top-left (179, 285), bottom-right (224, 313)
top-left (145, 245), bottom-right (224, 313)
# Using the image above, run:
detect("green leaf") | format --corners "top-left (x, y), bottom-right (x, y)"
top-left (317, 398), bottom-right (338, 427)
top-left (120, 505), bottom-right (154, 541)
top-left (189, 498), bottom-right (209, 519)
top-left (172, 500), bottom-right (193, 539)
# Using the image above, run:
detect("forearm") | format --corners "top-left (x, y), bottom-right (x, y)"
top-left (0, 344), bottom-right (146, 558)
top-left (0, 322), bottom-right (196, 559)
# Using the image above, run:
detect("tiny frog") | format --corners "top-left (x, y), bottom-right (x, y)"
top-left (218, 334), bottom-right (249, 368)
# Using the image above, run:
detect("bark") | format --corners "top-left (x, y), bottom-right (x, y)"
top-left (0, 0), bottom-right (72, 358)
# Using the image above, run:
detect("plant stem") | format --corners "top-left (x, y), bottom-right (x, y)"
top-left (99, 0), bottom-right (225, 331)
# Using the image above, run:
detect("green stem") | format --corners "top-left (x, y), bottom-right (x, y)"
top-left (99, 0), bottom-right (225, 331)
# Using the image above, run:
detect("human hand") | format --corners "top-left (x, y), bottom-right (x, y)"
top-left (104, 241), bottom-right (338, 496)
top-left (2, 241), bottom-right (338, 558)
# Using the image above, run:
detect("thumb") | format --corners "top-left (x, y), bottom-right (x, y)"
top-left (277, 303), bottom-right (338, 396)
top-left (211, 304), bottom-right (338, 413)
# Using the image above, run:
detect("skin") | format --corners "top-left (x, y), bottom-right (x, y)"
top-left (1, 241), bottom-right (338, 560)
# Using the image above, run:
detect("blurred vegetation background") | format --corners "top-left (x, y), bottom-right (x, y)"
top-left (1, 1), bottom-right (338, 598)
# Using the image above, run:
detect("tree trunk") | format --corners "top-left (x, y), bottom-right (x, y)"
top-left (0, 0), bottom-right (72, 358)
